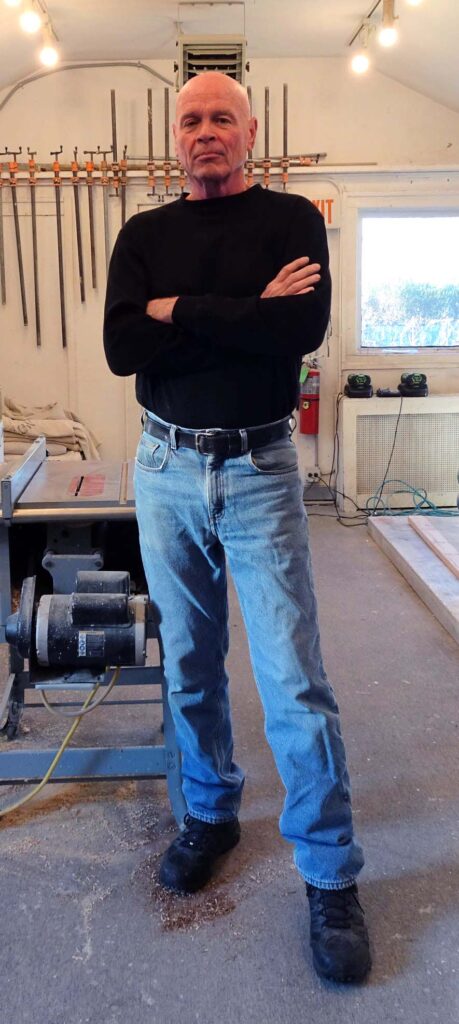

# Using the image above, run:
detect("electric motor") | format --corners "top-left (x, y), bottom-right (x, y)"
top-left (6, 571), bottom-right (147, 669)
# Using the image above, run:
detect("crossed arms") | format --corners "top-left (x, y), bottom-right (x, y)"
top-left (146, 257), bottom-right (322, 325)
top-left (103, 200), bottom-right (331, 377)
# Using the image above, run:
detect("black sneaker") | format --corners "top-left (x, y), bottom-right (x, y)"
top-left (306, 883), bottom-right (371, 983)
top-left (158, 813), bottom-right (241, 894)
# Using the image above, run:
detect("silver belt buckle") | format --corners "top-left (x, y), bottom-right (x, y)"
top-left (195, 427), bottom-right (223, 454)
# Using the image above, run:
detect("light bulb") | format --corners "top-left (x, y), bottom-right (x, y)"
top-left (351, 52), bottom-right (370, 74)
top-left (39, 43), bottom-right (59, 66)
top-left (19, 5), bottom-right (41, 32)
top-left (4, 0), bottom-right (22, 8)
top-left (379, 25), bottom-right (398, 46)
top-left (406, 0), bottom-right (423, 5)
top-left (39, 22), bottom-right (59, 65)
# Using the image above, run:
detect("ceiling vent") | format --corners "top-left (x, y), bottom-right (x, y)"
top-left (176, 35), bottom-right (247, 87)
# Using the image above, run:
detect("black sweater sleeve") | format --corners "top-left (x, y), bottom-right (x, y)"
top-left (103, 222), bottom-right (189, 378)
top-left (172, 198), bottom-right (331, 357)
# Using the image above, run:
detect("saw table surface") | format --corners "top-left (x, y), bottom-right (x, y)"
top-left (0, 456), bottom-right (136, 519)
top-left (16, 459), bottom-right (134, 508)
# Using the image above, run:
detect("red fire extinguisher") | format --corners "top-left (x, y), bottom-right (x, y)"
top-left (299, 368), bottom-right (320, 434)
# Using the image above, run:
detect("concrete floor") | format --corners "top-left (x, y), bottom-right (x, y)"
top-left (0, 511), bottom-right (458, 1024)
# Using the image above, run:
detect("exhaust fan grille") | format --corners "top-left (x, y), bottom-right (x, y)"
top-left (178, 35), bottom-right (246, 86)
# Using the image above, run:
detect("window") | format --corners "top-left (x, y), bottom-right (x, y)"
top-left (359, 213), bottom-right (459, 349)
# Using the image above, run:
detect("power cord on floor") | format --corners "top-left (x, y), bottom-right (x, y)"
top-left (0, 667), bottom-right (120, 820)
top-left (365, 480), bottom-right (459, 517)
top-left (303, 392), bottom-right (369, 527)
top-left (319, 476), bottom-right (369, 527)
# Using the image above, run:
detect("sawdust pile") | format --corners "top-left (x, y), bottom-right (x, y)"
top-left (153, 880), bottom-right (236, 932)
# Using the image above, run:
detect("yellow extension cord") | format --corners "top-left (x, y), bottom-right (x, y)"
top-left (0, 667), bottom-right (120, 819)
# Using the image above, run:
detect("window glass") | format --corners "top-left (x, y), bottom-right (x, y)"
top-left (360, 214), bottom-right (459, 349)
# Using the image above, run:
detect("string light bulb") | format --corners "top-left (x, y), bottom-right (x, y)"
top-left (350, 21), bottom-right (372, 75)
top-left (39, 43), bottom-right (58, 66)
top-left (351, 51), bottom-right (370, 74)
top-left (7, 0), bottom-right (60, 69)
top-left (406, 0), bottom-right (423, 5)
top-left (39, 23), bottom-right (59, 66)
top-left (19, 2), bottom-right (42, 33)
top-left (379, 0), bottom-right (399, 46)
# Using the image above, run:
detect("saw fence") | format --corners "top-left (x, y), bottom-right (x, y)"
top-left (0, 85), bottom-right (328, 348)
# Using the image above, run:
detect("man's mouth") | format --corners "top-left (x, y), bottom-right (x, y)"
top-left (195, 152), bottom-right (223, 160)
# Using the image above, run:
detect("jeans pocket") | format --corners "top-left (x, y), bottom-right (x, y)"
top-left (247, 437), bottom-right (298, 475)
top-left (135, 433), bottom-right (170, 473)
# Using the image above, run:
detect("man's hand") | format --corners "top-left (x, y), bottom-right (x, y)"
top-left (146, 297), bottom-right (178, 323)
top-left (261, 257), bottom-right (321, 299)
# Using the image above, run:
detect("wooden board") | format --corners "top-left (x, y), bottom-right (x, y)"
top-left (408, 517), bottom-right (459, 579)
top-left (368, 516), bottom-right (459, 645)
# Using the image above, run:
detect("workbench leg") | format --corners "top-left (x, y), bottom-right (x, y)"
top-left (0, 524), bottom-right (12, 640)
top-left (0, 525), bottom-right (25, 739)
top-left (1, 648), bottom-right (25, 740)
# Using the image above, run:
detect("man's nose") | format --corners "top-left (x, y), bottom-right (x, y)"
top-left (196, 121), bottom-right (216, 141)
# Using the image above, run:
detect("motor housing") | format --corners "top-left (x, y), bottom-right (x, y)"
top-left (6, 572), bottom-right (147, 669)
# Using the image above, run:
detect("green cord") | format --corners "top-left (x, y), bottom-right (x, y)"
top-left (366, 478), bottom-right (459, 517)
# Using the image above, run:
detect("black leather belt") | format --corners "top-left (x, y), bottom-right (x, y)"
top-left (142, 413), bottom-right (291, 457)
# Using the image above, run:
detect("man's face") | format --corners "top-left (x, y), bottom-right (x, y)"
top-left (173, 75), bottom-right (257, 194)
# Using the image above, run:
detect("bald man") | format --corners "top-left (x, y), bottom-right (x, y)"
top-left (104, 71), bottom-right (371, 984)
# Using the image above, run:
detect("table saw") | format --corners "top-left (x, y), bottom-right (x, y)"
top-left (0, 437), bottom-right (186, 825)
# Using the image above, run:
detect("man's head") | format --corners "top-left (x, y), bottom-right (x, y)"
top-left (173, 71), bottom-right (257, 199)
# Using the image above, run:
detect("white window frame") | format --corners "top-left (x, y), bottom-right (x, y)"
top-left (341, 190), bottom-right (459, 371)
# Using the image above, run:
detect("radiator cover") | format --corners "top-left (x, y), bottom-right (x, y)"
top-left (337, 396), bottom-right (459, 512)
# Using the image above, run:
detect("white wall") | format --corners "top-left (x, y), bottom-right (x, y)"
top-left (2, 57), bottom-right (459, 166)
top-left (1, 57), bottom-right (459, 476)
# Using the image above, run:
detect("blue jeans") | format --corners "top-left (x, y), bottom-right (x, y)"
top-left (133, 411), bottom-right (364, 889)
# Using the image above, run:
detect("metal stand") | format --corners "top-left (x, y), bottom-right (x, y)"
top-left (0, 442), bottom-right (187, 826)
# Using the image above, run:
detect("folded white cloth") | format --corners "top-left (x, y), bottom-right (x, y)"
top-left (3, 397), bottom-right (101, 460)
top-left (5, 398), bottom-right (70, 421)
top-left (5, 440), bottom-right (68, 456)
top-left (48, 451), bottom-right (84, 462)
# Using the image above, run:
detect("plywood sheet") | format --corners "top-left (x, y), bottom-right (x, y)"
top-left (368, 516), bottom-right (459, 645)
top-left (408, 517), bottom-right (459, 579)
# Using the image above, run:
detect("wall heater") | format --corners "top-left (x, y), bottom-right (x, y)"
top-left (177, 36), bottom-right (247, 87)
top-left (337, 395), bottom-right (459, 513)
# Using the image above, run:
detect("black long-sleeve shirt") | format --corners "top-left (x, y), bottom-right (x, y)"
top-left (103, 184), bottom-right (331, 429)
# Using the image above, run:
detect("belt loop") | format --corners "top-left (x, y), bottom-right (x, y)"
top-left (141, 410), bottom-right (146, 429)
top-left (169, 424), bottom-right (178, 450)
top-left (239, 428), bottom-right (248, 454)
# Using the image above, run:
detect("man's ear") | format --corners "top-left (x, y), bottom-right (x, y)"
top-left (248, 116), bottom-right (258, 151)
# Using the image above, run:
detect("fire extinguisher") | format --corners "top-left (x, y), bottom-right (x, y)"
top-left (299, 367), bottom-right (320, 434)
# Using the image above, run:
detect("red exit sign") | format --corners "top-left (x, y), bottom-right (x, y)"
top-left (311, 197), bottom-right (336, 226)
